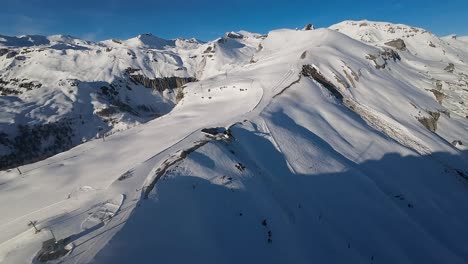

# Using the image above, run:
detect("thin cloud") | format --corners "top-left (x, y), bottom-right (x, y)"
top-left (81, 28), bottom-right (103, 41)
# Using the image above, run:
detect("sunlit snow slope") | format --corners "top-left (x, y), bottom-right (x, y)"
top-left (0, 21), bottom-right (467, 264)
top-left (0, 31), bottom-right (262, 169)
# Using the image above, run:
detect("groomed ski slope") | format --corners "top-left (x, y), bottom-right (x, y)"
top-left (0, 24), bottom-right (468, 264)
top-left (0, 30), bottom-right (263, 168)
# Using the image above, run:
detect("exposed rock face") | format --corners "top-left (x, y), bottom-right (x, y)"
top-left (303, 24), bottom-right (315, 31)
top-left (0, 48), bottom-right (9, 56)
top-left (302, 64), bottom-right (343, 100)
top-left (203, 46), bottom-right (214, 54)
top-left (384, 39), bottom-right (406, 50)
top-left (430, 89), bottom-right (446, 104)
top-left (366, 48), bottom-right (401, 69)
top-left (0, 87), bottom-right (21, 96)
top-left (176, 87), bottom-right (185, 102)
top-left (124, 67), bottom-right (195, 92)
top-left (417, 111), bottom-right (440, 132)
top-left (300, 51), bottom-right (307, 59)
top-left (19, 81), bottom-right (42, 90)
top-left (225, 32), bottom-right (243, 39)
top-left (125, 67), bottom-right (141, 74)
top-left (444, 63), bottom-right (455, 73)
top-left (380, 48), bottom-right (401, 61)
top-left (129, 74), bottom-right (196, 92)
top-left (258, 43), bottom-right (263, 51)
top-left (0, 77), bottom-right (42, 95)
top-left (6, 51), bottom-right (18, 59)
top-left (95, 107), bottom-right (117, 117)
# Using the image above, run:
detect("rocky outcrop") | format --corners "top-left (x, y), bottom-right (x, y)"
top-left (125, 67), bottom-right (195, 92)
top-left (129, 73), bottom-right (196, 92)
top-left (203, 46), bottom-right (214, 54)
top-left (226, 32), bottom-right (243, 39)
top-left (0, 78), bottom-right (42, 95)
top-left (301, 62), bottom-right (434, 155)
top-left (366, 48), bottom-right (401, 69)
top-left (444, 63), bottom-right (455, 73)
top-left (0, 87), bottom-right (21, 96)
top-left (6, 51), bottom-right (18, 59)
top-left (0, 48), bottom-right (9, 56)
top-left (429, 89), bottom-right (445, 104)
top-left (300, 51), bottom-right (307, 59)
top-left (384, 39), bottom-right (406, 51)
top-left (19, 81), bottom-right (42, 90)
top-left (176, 87), bottom-right (185, 102)
top-left (417, 111), bottom-right (440, 132)
top-left (452, 140), bottom-right (463, 147)
top-left (303, 24), bottom-right (315, 31)
top-left (302, 64), bottom-right (343, 100)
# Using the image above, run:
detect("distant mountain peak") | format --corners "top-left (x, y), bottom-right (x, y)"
top-left (124, 33), bottom-right (175, 49)
top-left (0, 34), bottom-right (50, 47)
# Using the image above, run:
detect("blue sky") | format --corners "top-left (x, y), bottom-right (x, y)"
top-left (1, 0), bottom-right (467, 41)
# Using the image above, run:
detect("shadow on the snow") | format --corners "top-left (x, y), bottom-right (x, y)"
top-left (88, 119), bottom-right (468, 264)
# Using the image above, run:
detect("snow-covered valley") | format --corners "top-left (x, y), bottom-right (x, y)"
top-left (0, 20), bottom-right (468, 263)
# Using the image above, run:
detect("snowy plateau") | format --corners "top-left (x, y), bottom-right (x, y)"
top-left (0, 20), bottom-right (468, 263)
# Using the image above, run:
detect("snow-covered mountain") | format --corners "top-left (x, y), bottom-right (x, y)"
top-left (0, 31), bottom-right (263, 169)
top-left (0, 21), bottom-right (467, 264)
top-left (331, 20), bottom-right (468, 118)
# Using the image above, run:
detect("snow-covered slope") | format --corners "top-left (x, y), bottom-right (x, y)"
top-left (0, 31), bottom-right (261, 169)
top-left (331, 20), bottom-right (468, 119)
top-left (0, 21), bottom-right (467, 264)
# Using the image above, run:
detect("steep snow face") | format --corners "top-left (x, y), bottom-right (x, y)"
top-left (0, 22), bottom-right (467, 264)
top-left (251, 28), bottom-right (468, 154)
top-left (331, 20), bottom-right (468, 119)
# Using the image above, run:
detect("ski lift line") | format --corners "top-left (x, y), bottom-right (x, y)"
top-left (0, 199), bottom-right (71, 245)
top-left (0, 199), bottom-right (69, 229)
top-left (0, 226), bottom-right (36, 248)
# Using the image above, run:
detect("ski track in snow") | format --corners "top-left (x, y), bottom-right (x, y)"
top-left (0, 22), bottom-right (468, 264)
top-left (257, 118), bottom-right (297, 174)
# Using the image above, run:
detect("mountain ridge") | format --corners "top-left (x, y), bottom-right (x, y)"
top-left (0, 20), bottom-right (468, 264)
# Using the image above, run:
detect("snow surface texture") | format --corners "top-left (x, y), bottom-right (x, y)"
top-left (0, 31), bottom-right (263, 169)
top-left (0, 21), bottom-right (468, 264)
